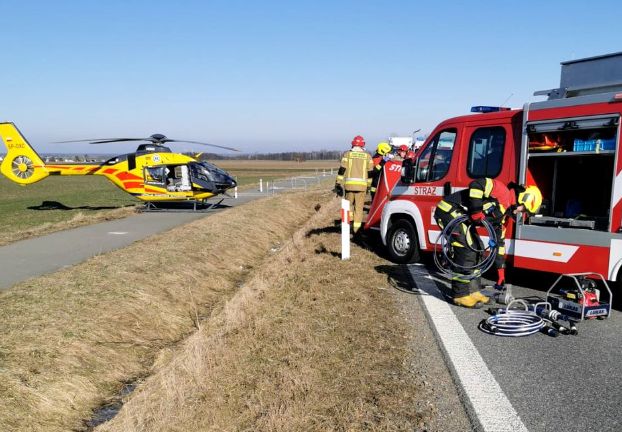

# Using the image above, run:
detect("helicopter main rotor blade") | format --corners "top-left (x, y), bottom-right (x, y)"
top-left (89, 138), bottom-right (153, 144)
top-left (54, 138), bottom-right (151, 144)
top-left (166, 139), bottom-right (240, 152)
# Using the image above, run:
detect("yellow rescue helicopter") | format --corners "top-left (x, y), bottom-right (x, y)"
top-left (0, 122), bottom-right (238, 209)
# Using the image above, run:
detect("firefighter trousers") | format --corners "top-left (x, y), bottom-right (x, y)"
top-left (345, 190), bottom-right (366, 233)
top-left (434, 204), bottom-right (481, 297)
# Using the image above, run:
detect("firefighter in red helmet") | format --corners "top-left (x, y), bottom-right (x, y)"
top-left (434, 178), bottom-right (542, 308)
top-left (396, 144), bottom-right (409, 160)
top-left (334, 135), bottom-right (374, 233)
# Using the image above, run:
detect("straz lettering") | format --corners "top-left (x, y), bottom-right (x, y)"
top-left (388, 164), bottom-right (402, 172)
top-left (412, 186), bottom-right (437, 196)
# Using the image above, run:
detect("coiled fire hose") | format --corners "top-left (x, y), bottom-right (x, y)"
top-left (479, 299), bottom-right (545, 337)
top-left (434, 214), bottom-right (498, 280)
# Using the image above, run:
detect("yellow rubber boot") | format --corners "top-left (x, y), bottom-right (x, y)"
top-left (471, 291), bottom-right (491, 304)
top-left (453, 293), bottom-right (482, 308)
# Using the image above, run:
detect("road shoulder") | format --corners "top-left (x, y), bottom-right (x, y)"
top-left (390, 267), bottom-right (474, 432)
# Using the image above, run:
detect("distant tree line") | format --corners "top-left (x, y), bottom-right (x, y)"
top-left (194, 150), bottom-right (342, 161)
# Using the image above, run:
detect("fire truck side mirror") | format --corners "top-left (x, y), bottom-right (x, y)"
top-left (401, 158), bottom-right (415, 184)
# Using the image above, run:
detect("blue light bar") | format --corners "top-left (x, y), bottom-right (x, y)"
top-left (470, 106), bottom-right (511, 113)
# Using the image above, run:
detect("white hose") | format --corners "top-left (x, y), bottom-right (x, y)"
top-left (479, 311), bottom-right (545, 337)
top-left (478, 300), bottom-right (545, 337)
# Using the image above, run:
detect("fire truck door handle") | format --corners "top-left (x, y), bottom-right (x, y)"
top-left (443, 181), bottom-right (451, 197)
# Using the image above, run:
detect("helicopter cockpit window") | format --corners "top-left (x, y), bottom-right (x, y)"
top-left (144, 166), bottom-right (167, 185)
top-left (189, 162), bottom-right (215, 182)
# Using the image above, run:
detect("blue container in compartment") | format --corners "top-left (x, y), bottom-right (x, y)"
top-left (599, 138), bottom-right (616, 151)
top-left (574, 139), bottom-right (595, 151)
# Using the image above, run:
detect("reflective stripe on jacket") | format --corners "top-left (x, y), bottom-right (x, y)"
top-left (336, 148), bottom-right (373, 192)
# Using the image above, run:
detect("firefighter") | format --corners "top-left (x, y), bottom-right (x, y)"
top-left (396, 144), bottom-right (409, 160)
top-left (370, 142), bottom-right (393, 201)
top-left (334, 135), bottom-right (374, 234)
top-left (434, 179), bottom-right (542, 308)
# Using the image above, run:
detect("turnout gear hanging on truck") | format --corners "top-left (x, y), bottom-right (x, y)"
top-left (434, 178), bottom-right (542, 307)
top-left (335, 136), bottom-right (374, 233)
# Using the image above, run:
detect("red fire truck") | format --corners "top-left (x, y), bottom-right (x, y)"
top-left (369, 51), bottom-right (622, 283)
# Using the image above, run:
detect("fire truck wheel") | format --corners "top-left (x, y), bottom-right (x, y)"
top-left (387, 218), bottom-right (420, 264)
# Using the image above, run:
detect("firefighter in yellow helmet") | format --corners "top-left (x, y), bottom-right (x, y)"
top-left (370, 141), bottom-right (392, 201)
top-left (334, 135), bottom-right (374, 233)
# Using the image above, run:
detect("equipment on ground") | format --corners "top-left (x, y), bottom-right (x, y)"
top-left (480, 299), bottom-right (577, 337)
top-left (0, 123), bottom-right (238, 209)
top-left (546, 273), bottom-right (612, 320)
top-left (480, 272), bottom-right (612, 337)
top-left (433, 214), bottom-right (498, 280)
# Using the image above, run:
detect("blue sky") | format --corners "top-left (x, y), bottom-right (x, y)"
top-left (0, 0), bottom-right (620, 153)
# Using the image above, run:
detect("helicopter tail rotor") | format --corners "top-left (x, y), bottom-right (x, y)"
top-left (0, 122), bottom-right (50, 185)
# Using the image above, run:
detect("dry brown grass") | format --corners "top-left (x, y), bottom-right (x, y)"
top-left (96, 197), bottom-right (427, 431)
top-left (0, 192), bottom-right (322, 431)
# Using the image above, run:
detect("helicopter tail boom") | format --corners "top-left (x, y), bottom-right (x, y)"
top-left (0, 122), bottom-right (49, 185)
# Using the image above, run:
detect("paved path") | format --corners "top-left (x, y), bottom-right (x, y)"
top-left (0, 212), bottom-right (207, 290)
top-left (406, 261), bottom-right (622, 432)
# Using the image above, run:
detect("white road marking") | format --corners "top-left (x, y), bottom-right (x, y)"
top-left (408, 265), bottom-right (529, 432)
top-left (107, 232), bottom-right (128, 235)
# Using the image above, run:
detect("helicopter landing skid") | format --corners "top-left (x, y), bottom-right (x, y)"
top-left (140, 199), bottom-right (225, 213)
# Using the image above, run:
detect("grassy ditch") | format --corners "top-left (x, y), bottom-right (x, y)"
top-left (96, 198), bottom-right (431, 431)
top-left (0, 191), bottom-right (323, 431)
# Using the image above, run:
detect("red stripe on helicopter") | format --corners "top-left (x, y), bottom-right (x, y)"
top-left (123, 182), bottom-right (143, 189)
top-left (116, 171), bottom-right (142, 180)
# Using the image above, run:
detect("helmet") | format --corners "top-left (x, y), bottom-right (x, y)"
top-left (405, 150), bottom-right (415, 159)
top-left (517, 185), bottom-right (543, 214)
top-left (399, 144), bottom-right (409, 153)
top-left (351, 135), bottom-right (365, 147)
top-left (376, 142), bottom-right (391, 156)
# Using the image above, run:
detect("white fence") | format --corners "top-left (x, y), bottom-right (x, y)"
top-left (235, 170), bottom-right (335, 197)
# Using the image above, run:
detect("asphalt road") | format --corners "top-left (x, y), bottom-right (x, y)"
top-left (0, 211), bottom-right (208, 290)
top-left (406, 259), bottom-right (622, 432)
